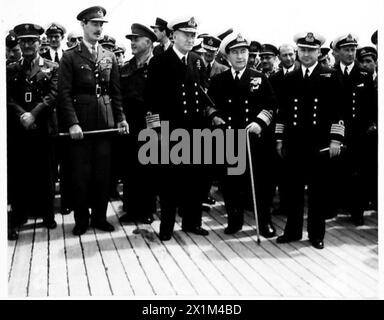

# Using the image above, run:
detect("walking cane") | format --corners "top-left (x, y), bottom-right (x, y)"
top-left (57, 128), bottom-right (123, 137)
top-left (246, 128), bottom-right (261, 245)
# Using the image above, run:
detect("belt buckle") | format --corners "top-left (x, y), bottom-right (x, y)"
top-left (96, 84), bottom-right (101, 97)
top-left (25, 92), bottom-right (32, 102)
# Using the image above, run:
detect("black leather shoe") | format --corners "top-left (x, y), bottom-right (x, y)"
top-left (182, 226), bottom-right (209, 236)
top-left (140, 215), bottom-right (154, 224)
top-left (276, 234), bottom-right (302, 243)
top-left (61, 207), bottom-right (72, 215)
top-left (310, 239), bottom-right (324, 249)
top-left (260, 223), bottom-right (276, 238)
top-left (73, 224), bottom-right (88, 236)
top-left (352, 216), bottom-right (365, 226)
top-left (43, 219), bottom-right (57, 229)
top-left (119, 214), bottom-right (136, 223)
top-left (159, 233), bottom-right (172, 241)
top-left (91, 221), bottom-right (115, 232)
top-left (203, 195), bottom-right (216, 205)
top-left (224, 225), bottom-right (242, 234)
top-left (8, 229), bottom-right (18, 241)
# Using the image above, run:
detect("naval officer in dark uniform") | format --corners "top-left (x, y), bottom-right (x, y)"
top-left (57, 6), bottom-right (129, 235)
top-left (7, 23), bottom-right (59, 234)
top-left (332, 34), bottom-right (377, 224)
top-left (207, 32), bottom-right (277, 237)
top-left (145, 16), bottom-right (209, 241)
top-left (275, 32), bottom-right (345, 249)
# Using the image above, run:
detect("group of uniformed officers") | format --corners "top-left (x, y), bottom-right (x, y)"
top-left (6, 6), bottom-right (378, 250)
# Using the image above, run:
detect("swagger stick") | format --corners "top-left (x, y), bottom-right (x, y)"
top-left (57, 128), bottom-right (122, 137)
top-left (246, 128), bottom-right (261, 245)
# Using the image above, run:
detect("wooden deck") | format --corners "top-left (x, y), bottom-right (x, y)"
top-left (8, 190), bottom-right (378, 298)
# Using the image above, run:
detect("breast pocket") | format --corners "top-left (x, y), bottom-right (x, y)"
top-left (99, 64), bottom-right (112, 83)
top-left (77, 64), bottom-right (94, 85)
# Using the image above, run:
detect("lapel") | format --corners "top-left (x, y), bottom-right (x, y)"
top-left (77, 41), bottom-right (96, 64)
top-left (96, 44), bottom-right (105, 64)
top-left (29, 56), bottom-right (45, 79)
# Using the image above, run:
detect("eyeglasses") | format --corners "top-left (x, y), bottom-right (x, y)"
top-left (18, 38), bottom-right (39, 45)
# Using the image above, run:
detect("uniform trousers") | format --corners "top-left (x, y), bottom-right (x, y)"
top-left (68, 136), bottom-right (111, 227)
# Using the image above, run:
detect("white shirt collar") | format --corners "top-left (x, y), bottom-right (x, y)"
top-left (82, 39), bottom-right (98, 54)
top-left (49, 47), bottom-right (62, 60)
top-left (231, 67), bottom-right (246, 80)
top-left (340, 61), bottom-right (355, 74)
top-left (301, 62), bottom-right (318, 77)
top-left (373, 71), bottom-right (377, 80)
top-left (283, 64), bottom-right (295, 75)
top-left (172, 45), bottom-right (188, 64)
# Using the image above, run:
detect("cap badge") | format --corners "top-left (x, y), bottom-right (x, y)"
top-left (236, 33), bottom-right (244, 42)
top-left (25, 24), bottom-right (30, 30)
top-left (188, 17), bottom-right (196, 27)
top-left (97, 9), bottom-right (103, 17)
top-left (361, 49), bottom-right (366, 55)
top-left (11, 36), bottom-right (15, 41)
top-left (346, 34), bottom-right (354, 42)
top-left (208, 38), bottom-right (213, 45)
top-left (305, 32), bottom-right (314, 43)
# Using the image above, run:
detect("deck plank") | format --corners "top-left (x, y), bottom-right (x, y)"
top-left (209, 207), bottom-right (322, 298)
top-left (109, 203), bottom-right (176, 296)
top-left (8, 195), bottom-right (379, 298)
top-left (28, 219), bottom-right (49, 297)
top-left (8, 219), bottom-right (36, 297)
top-left (271, 212), bottom-right (378, 298)
top-left (62, 213), bottom-right (90, 297)
top-left (108, 201), bottom-right (155, 296)
top-left (47, 214), bottom-right (69, 297)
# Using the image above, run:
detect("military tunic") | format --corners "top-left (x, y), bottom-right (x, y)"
top-left (7, 56), bottom-right (58, 224)
top-left (57, 41), bottom-right (125, 227)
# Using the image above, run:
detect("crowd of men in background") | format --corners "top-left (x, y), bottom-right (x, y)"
top-left (6, 6), bottom-right (378, 251)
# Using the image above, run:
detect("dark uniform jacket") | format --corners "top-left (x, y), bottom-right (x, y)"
top-left (145, 47), bottom-right (209, 130)
top-left (205, 60), bottom-right (228, 88)
top-left (153, 43), bottom-right (172, 57)
top-left (7, 55), bottom-right (59, 135)
top-left (120, 56), bottom-right (151, 135)
top-left (57, 41), bottom-right (125, 132)
top-left (275, 63), bottom-right (345, 151)
top-left (40, 49), bottom-right (65, 62)
top-left (207, 68), bottom-right (276, 132)
top-left (333, 63), bottom-right (377, 145)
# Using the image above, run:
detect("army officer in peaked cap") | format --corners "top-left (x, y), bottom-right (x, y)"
top-left (7, 23), bottom-right (59, 236)
top-left (259, 43), bottom-right (279, 77)
top-left (145, 16), bottom-right (210, 241)
top-left (118, 23), bottom-right (158, 224)
top-left (275, 32), bottom-right (345, 249)
top-left (57, 6), bottom-right (129, 236)
top-left (151, 17), bottom-right (172, 56)
top-left (207, 32), bottom-right (278, 237)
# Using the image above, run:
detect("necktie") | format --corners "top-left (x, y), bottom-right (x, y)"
top-left (206, 63), bottom-right (212, 77)
top-left (344, 66), bottom-right (349, 77)
top-left (181, 56), bottom-right (186, 65)
top-left (304, 68), bottom-right (310, 79)
top-left (235, 71), bottom-right (240, 81)
top-left (91, 45), bottom-right (97, 61)
top-left (54, 51), bottom-right (59, 63)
